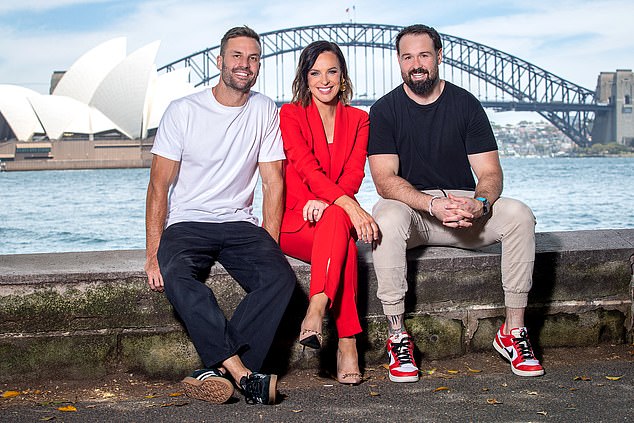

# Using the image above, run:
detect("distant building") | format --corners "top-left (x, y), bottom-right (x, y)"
top-left (0, 38), bottom-right (199, 170)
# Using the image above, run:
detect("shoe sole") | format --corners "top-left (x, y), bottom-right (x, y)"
top-left (493, 340), bottom-right (545, 377)
top-left (267, 374), bottom-right (277, 405)
top-left (182, 376), bottom-right (234, 404)
top-left (388, 372), bottom-right (419, 383)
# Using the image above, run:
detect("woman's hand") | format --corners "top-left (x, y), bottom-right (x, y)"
top-left (303, 199), bottom-right (329, 223)
top-left (334, 195), bottom-right (380, 244)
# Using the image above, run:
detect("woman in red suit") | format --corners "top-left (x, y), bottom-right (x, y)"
top-left (279, 41), bottom-right (380, 385)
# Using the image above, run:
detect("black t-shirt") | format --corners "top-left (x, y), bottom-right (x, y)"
top-left (368, 82), bottom-right (497, 190)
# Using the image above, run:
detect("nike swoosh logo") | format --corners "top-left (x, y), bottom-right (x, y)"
top-left (504, 346), bottom-right (517, 361)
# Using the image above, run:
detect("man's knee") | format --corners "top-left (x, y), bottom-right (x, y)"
top-left (495, 198), bottom-right (536, 230)
top-left (372, 199), bottom-right (412, 241)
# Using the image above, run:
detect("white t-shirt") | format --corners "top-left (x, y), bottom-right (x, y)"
top-left (151, 89), bottom-right (285, 227)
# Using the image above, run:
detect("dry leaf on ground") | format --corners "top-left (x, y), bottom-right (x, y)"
top-left (57, 405), bottom-right (77, 412)
top-left (1, 391), bottom-right (20, 399)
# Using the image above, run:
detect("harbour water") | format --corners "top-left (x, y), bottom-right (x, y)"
top-left (0, 157), bottom-right (632, 255)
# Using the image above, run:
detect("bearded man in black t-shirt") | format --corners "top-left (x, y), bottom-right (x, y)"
top-left (367, 24), bottom-right (544, 383)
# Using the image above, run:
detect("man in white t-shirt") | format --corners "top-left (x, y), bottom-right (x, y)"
top-left (144, 26), bottom-right (295, 406)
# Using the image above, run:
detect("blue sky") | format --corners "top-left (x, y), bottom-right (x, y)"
top-left (0, 0), bottom-right (631, 123)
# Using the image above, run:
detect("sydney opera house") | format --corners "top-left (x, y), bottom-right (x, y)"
top-left (0, 38), bottom-right (198, 171)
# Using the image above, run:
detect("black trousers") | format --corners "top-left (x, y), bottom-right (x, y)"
top-left (158, 221), bottom-right (295, 372)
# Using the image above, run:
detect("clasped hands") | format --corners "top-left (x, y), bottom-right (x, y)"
top-left (431, 193), bottom-right (485, 229)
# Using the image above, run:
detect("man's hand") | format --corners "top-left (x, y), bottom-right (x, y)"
top-left (430, 194), bottom-right (478, 229)
top-left (303, 199), bottom-right (329, 223)
top-left (144, 256), bottom-right (164, 292)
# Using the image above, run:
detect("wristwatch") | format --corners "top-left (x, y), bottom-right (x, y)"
top-left (475, 197), bottom-right (490, 215)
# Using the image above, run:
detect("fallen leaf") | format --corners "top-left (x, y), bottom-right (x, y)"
top-left (447, 370), bottom-right (459, 374)
top-left (486, 398), bottom-right (502, 405)
top-left (369, 391), bottom-right (380, 396)
top-left (39, 417), bottom-right (55, 421)
top-left (569, 388), bottom-right (578, 391)
top-left (174, 402), bottom-right (189, 407)
top-left (160, 403), bottom-right (174, 407)
top-left (2, 391), bottom-right (20, 399)
top-left (434, 386), bottom-right (449, 392)
top-left (468, 368), bottom-right (482, 373)
top-left (381, 364), bottom-right (390, 370)
top-left (501, 383), bottom-right (508, 387)
top-left (168, 392), bottom-right (183, 397)
top-left (425, 368), bottom-right (437, 375)
top-left (482, 388), bottom-right (489, 391)
top-left (537, 411), bottom-right (548, 416)
top-left (145, 395), bottom-right (157, 399)
top-left (573, 376), bottom-right (592, 381)
top-left (57, 405), bottom-right (77, 412)
top-left (606, 375), bottom-right (623, 381)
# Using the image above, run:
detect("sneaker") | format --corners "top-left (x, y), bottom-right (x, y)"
top-left (493, 324), bottom-right (545, 377)
top-left (386, 332), bottom-right (420, 382)
top-left (181, 367), bottom-right (234, 403)
top-left (239, 372), bottom-right (277, 405)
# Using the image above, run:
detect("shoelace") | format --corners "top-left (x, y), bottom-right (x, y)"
top-left (241, 374), bottom-right (264, 404)
top-left (391, 337), bottom-right (414, 365)
top-left (512, 329), bottom-right (536, 360)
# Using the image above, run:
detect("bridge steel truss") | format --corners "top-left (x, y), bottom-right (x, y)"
top-left (158, 23), bottom-right (604, 147)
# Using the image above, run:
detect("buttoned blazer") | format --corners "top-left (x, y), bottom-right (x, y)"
top-left (279, 99), bottom-right (369, 233)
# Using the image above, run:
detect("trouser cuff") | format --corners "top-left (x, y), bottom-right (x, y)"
top-left (382, 302), bottom-right (405, 317)
top-left (504, 292), bottom-right (529, 309)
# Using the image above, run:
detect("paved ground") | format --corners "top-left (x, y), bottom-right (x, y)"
top-left (1, 343), bottom-right (632, 423)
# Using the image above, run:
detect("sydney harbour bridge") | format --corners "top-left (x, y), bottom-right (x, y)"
top-left (158, 23), bottom-right (612, 148)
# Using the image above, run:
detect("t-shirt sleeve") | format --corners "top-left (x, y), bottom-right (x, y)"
top-left (258, 100), bottom-right (286, 163)
top-left (151, 100), bottom-right (184, 162)
top-left (465, 96), bottom-right (498, 155)
top-left (368, 101), bottom-right (397, 156)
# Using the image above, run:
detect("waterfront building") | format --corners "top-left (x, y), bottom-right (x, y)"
top-left (0, 38), bottom-right (198, 171)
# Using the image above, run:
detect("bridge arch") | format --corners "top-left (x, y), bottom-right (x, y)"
top-left (159, 23), bottom-right (603, 146)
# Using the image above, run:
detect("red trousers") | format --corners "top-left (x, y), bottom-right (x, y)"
top-left (280, 205), bottom-right (362, 338)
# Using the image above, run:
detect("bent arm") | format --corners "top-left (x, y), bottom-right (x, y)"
top-left (368, 154), bottom-right (433, 212)
top-left (259, 160), bottom-right (285, 242)
top-left (468, 150), bottom-right (503, 204)
top-left (145, 154), bottom-right (179, 291)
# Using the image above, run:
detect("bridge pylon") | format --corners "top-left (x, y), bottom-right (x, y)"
top-left (591, 69), bottom-right (634, 146)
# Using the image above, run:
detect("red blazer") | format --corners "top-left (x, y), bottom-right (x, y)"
top-left (279, 99), bottom-right (369, 233)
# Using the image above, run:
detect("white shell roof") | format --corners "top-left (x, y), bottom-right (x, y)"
top-left (2, 38), bottom-right (197, 141)
top-left (0, 85), bottom-right (45, 141)
top-left (52, 37), bottom-right (127, 105)
top-left (28, 95), bottom-right (123, 140)
top-left (90, 41), bottom-right (160, 139)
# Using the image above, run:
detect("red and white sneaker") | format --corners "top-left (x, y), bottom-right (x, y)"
top-left (386, 332), bottom-right (420, 382)
top-left (493, 324), bottom-right (544, 377)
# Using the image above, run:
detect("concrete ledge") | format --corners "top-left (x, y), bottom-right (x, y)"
top-left (0, 229), bottom-right (632, 382)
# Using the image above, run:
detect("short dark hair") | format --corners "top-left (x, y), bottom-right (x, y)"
top-left (291, 41), bottom-right (353, 107)
top-left (395, 24), bottom-right (442, 54)
top-left (220, 26), bottom-right (261, 56)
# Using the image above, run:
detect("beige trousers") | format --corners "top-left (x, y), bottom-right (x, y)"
top-left (372, 190), bottom-right (536, 316)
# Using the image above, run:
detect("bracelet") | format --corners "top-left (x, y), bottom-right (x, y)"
top-left (428, 195), bottom-right (441, 217)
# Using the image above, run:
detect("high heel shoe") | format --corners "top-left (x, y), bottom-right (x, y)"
top-left (336, 348), bottom-right (362, 385)
top-left (299, 328), bottom-right (322, 349)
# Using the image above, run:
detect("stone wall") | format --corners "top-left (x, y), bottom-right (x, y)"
top-left (0, 229), bottom-right (632, 382)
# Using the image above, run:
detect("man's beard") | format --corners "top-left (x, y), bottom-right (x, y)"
top-left (402, 67), bottom-right (438, 96)
top-left (220, 64), bottom-right (256, 93)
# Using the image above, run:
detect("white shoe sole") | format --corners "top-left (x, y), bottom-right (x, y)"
top-left (388, 372), bottom-right (420, 383)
